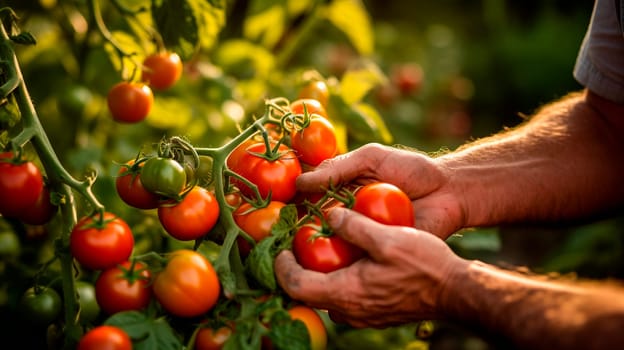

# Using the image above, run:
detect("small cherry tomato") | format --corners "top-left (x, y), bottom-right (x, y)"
top-left (353, 182), bottom-right (414, 227)
top-left (233, 201), bottom-right (285, 256)
top-left (141, 51), bottom-right (183, 90)
top-left (70, 212), bottom-right (134, 270)
top-left (140, 157), bottom-right (187, 198)
top-left (298, 80), bottom-right (329, 107)
top-left (290, 99), bottom-right (328, 119)
top-left (0, 152), bottom-right (44, 218)
top-left (107, 81), bottom-right (153, 123)
top-left (195, 325), bottom-right (232, 350)
top-left (153, 249), bottom-right (220, 317)
top-left (115, 160), bottom-right (161, 210)
top-left (290, 115), bottom-right (337, 166)
top-left (19, 286), bottom-right (62, 326)
top-left (158, 186), bottom-right (220, 241)
top-left (77, 325), bottom-right (132, 350)
top-left (95, 260), bottom-right (152, 315)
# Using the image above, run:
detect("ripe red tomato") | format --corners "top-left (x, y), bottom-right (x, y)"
top-left (153, 249), bottom-right (220, 317)
top-left (77, 325), bottom-right (132, 350)
top-left (95, 260), bottom-right (152, 315)
top-left (70, 212), bottom-right (134, 270)
top-left (195, 325), bottom-right (232, 350)
top-left (290, 99), bottom-right (328, 119)
top-left (233, 201), bottom-right (285, 256)
top-left (115, 160), bottom-right (161, 210)
top-left (353, 182), bottom-right (414, 227)
top-left (288, 306), bottom-right (327, 350)
top-left (292, 220), bottom-right (364, 273)
top-left (391, 63), bottom-right (423, 96)
top-left (0, 152), bottom-right (44, 218)
top-left (141, 51), bottom-right (183, 90)
top-left (230, 143), bottom-right (301, 203)
top-left (225, 138), bottom-right (258, 170)
top-left (17, 184), bottom-right (58, 225)
top-left (158, 186), bottom-right (220, 241)
top-left (107, 81), bottom-right (153, 123)
top-left (298, 80), bottom-right (329, 107)
top-left (290, 115), bottom-right (337, 166)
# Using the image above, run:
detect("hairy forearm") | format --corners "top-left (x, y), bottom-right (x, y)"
top-left (437, 89), bottom-right (624, 228)
top-left (440, 260), bottom-right (624, 349)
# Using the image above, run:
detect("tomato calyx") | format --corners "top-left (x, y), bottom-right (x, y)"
top-left (114, 259), bottom-right (152, 284)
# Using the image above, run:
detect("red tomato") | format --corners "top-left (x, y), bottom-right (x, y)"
top-left (353, 182), bottom-right (414, 227)
top-left (141, 51), bottom-right (183, 90)
top-left (233, 201), bottom-right (285, 256)
top-left (230, 143), bottom-right (301, 203)
top-left (107, 81), bottom-right (153, 123)
top-left (290, 99), bottom-right (328, 119)
top-left (17, 184), bottom-right (58, 225)
top-left (290, 115), bottom-right (337, 166)
top-left (70, 213), bottom-right (134, 270)
top-left (225, 138), bottom-right (257, 170)
top-left (195, 325), bottom-right (232, 350)
top-left (153, 249), bottom-right (220, 317)
top-left (298, 80), bottom-right (329, 107)
top-left (95, 260), bottom-right (152, 315)
top-left (115, 160), bottom-right (161, 210)
top-left (288, 306), bottom-right (327, 350)
top-left (77, 325), bottom-right (132, 350)
top-left (0, 152), bottom-right (44, 218)
top-left (158, 187), bottom-right (220, 241)
top-left (292, 221), bottom-right (364, 273)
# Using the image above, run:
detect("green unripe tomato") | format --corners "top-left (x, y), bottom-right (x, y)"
top-left (140, 157), bottom-right (187, 198)
top-left (19, 287), bottom-right (62, 326)
top-left (75, 281), bottom-right (100, 323)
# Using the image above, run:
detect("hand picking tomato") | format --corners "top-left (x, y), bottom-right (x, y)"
top-left (158, 186), bottom-right (220, 241)
top-left (290, 115), bottom-right (337, 166)
top-left (0, 152), bottom-right (44, 218)
top-left (233, 201), bottom-right (285, 256)
top-left (107, 81), bottom-right (153, 123)
top-left (290, 98), bottom-right (329, 120)
top-left (292, 220), bottom-right (364, 273)
top-left (288, 305), bottom-right (327, 350)
top-left (298, 80), bottom-right (330, 107)
top-left (70, 212), bottom-right (134, 270)
top-left (77, 325), bottom-right (132, 350)
top-left (141, 51), bottom-right (183, 90)
top-left (353, 182), bottom-right (414, 227)
top-left (153, 249), bottom-right (220, 317)
top-left (195, 325), bottom-right (232, 350)
top-left (115, 160), bottom-right (161, 210)
top-left (140, 156), bottom-right (187, 198)
top-left (95, 260), bottom-right (152, 315)
top-left (230, 143), bottom-right (301, 203)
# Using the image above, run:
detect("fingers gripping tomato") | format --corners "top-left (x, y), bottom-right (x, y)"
top-left (0, 152), bottom-right (44, 218)
top-left (233, 201), bottom-right (285, 256)
top-left (230, 143), bottom-right (301, 203)
top-left (95, 260), bottom-right (152, 315)
top-left (153, 249), bottom-right (220, 317)
top-left (158, 186), bottom-right (220, 241)
top-left (353, 182), bottom-right (415, 227)
top-left (70, 212), bottom-right (134, 270)
top-left (290, 115), bottom-right (337, 166)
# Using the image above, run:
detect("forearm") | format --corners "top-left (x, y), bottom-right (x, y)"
top-left (437, 89), bottom-right (624, 228)
top-left (440, 260), bottom-right (624, 349)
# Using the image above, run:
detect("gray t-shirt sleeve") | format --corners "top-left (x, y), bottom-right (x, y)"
top-left (573, 0), bottom-right (624, 103)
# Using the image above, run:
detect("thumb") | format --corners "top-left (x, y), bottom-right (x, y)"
top-left (326, 207), bottom-right (397, 262)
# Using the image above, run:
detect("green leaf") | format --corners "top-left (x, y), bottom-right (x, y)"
top-left (339, 62), bottom-right (386, 104)
top-left (244, 5), bottom-right (286, 48)
top-left (271, 204), bottom-right (299, 238)
top-left (152, 0), bottom-right (225, 60)
top-left (213, 39), bottom-right (275, 79)
top-left (327, 95), bottom-right (392, 144)
top-left (0, 94), bottom-right (21, 130)
top-left (268, 310), bottom-right (311, 350)
top-left (245, 235), bottom-right (279, 291)
top-left (10, 32), bottom-right (36, 45)
top-left (323, 0), bottom-right (374, 55)
top-left (145, 96), bottom-right (193, 130)
top-left (105, 311), bottom-right (183, 350)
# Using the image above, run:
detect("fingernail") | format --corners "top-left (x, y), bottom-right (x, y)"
top-left (327, 207), bottom-right (345, 226)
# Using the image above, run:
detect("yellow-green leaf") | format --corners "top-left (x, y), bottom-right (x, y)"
top-left (340, 61), bottom-right (386, 104)
top-left (323, 0), bottom-right (374, 55)
top-left (244, 5), bottom-right (286, 48)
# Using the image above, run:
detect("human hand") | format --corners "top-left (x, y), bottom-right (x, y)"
top-left (274, 206), bottom-right (465, 328)
top-left (296, 143), bottom-right (464, 238)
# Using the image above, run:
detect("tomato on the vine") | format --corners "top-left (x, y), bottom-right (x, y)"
top-left (153, 249), bottom-right (220, 317)
top-left (77, 325), bottom-right (132, 350)
top-left (290, 115), bottom-right (337, 166)
top-left (233, 201), bottom-right (285, 256)
top-left (107, 81), bottom-right (153, 123)
top-left (17, 184), bottom-right (58, 225)
top-left (0, 152), bottom-right (44, 218)
top-left (298, 80), bottom-right (329, 107)
top-left (225, 138), bottom-right (258, 170)
top-left (141, 51), bottom-right (183, 91)
top-left (292, 220), bottom-right (364, 273)
top-left (230, 143), bottom-right (301, 203)
top-left (290, 98), bottom-right (328, 119)
top-left (19, 286), bottom-right (62, 326)
top-left (140, 156), bottom-right (186, 198)
top-left (195, 325), bottom-right (232, 350)
top-left (353, 182), bottom-right (414, 227)
top-left (288, 305), bottom-right (327, 350)
top-left (70, 212), bottom-right (134, 270)
top-left (95, 260), bottom-right (152, 315)
top-left (116, 160), bottom-right (161, 210)
top-left (158, 186), bottom-right (220, 241)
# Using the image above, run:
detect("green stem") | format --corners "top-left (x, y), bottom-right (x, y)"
top-left (274, 1), bottom-right (324, 68)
